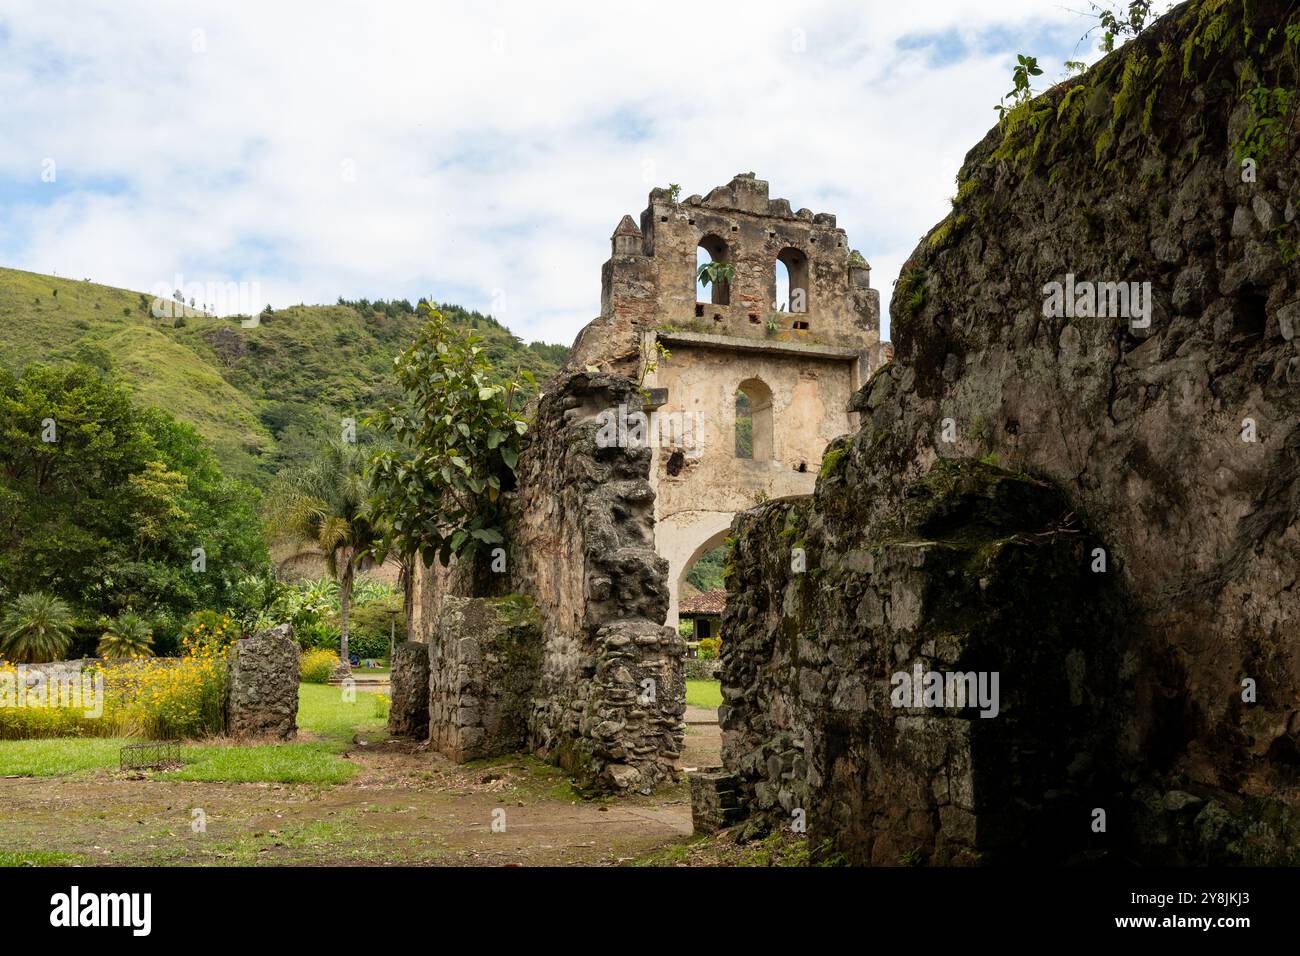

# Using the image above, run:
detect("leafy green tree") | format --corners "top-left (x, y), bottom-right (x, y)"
top-left (1, 593), bottom-right (75, 663)
top-left (97, 611), bottom-right (154, 659)
top-left (367, 305), bottom-right (529, 575)
top-left (264, 441), bottom-right (381, 673)
top-left (0, 362), bottom-right (268, 638)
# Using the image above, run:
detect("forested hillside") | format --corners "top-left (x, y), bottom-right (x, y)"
top-left (0, 266), bottom-right (566, 485)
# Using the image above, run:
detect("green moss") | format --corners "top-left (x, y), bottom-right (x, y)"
top-left (819, 446), bottom-right (847, 480)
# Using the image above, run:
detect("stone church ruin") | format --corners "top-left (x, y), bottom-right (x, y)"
top-left (392, 0), bottom-right (1300, 867)
top-left (389, 173), bottom-right (885, 793)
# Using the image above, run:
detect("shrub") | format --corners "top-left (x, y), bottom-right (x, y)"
top-left (0, 645), bottom-right (228, 740)
top-left (106, 646), bottom-right (228, 739)
top-left (0, 593), bottom-right (75, 663)
top-left (181, 610), bottom-right (238, 653)
top-left (300, 648), bottom-right (338, 684)
top-left (697, 637), bottom-right (722, 660)
top-left (97, 612), bottom-right (155, 659)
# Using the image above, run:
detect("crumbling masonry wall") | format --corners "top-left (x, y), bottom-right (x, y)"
top-left (427, 596), bottom-right (542, 762)
top-left (225, 623), bottom-right (299, 740)
top-left (507, 372), bottom-right (685, 791)
top-left (720, 460), bottom-right (1127, 865)
top-left (408, 371), bottom-right (685, 791)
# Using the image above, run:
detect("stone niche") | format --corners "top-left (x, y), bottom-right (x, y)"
top-left (225, 623), bottom-right (300, 740)
top-left (428, 596), bottom-right (543, 763)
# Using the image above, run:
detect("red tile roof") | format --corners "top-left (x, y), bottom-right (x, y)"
top-left (680, 589), bottom-right (726, 616)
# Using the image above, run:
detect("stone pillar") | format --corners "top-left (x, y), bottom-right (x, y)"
top-left (387, 641), bottom-right (430, 738)
top-left (226, 623), bottom-right (299, 740)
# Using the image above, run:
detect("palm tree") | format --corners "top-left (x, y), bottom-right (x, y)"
top-left (97, 611), bottom-right (155, 659)
top-left (0, 592), bottom-right (75, 663)
top-left (264, 441), bottom-right (382, 677)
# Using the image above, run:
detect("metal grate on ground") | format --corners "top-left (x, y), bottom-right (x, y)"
top-left (119, 740), bottom-right (182, 772)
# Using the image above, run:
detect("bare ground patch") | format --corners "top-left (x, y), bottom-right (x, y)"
top-left (0, 739), bottom-right (693, 867)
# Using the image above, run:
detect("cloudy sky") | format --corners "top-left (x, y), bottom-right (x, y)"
top-left (0, 1), bottom-right (1109, 346)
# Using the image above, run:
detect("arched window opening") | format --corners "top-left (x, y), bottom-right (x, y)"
top-left (735, 378), bottom-right (774, 461)
top-left (775, 247), bottom-right (809, 315)
top-left (696, 235), bottom-right (731, 306)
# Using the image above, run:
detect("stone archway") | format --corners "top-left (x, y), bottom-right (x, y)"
top-left (656, 510), bottom-right (735, 629)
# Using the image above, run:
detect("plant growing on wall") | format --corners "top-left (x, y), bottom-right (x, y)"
top-left (995, 54), bottom-right (1043, 120)
top-left (638, 338), bottom-right (672, 391)
top-left (367, 303), bottom-right (530, 572)
top-left (696, 260), bottom-right (735, 290)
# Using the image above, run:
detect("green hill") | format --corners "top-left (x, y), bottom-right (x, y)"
top-left (0, 267), bottom-right (567, 485)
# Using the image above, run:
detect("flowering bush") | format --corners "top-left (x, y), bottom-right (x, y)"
top-left (300, 648), bottom-right (339, 684)
top-left (0, 645), bottom-right (228, 741)
top-left (181, 611), bottom-right (238, 653)
top-left (106, 644), bottom-right (228, 739)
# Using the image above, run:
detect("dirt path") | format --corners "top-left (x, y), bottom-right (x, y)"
top-left (0, 742), bottom-right (693, 866)
top-left (680, 706), bottom-right (722, 771)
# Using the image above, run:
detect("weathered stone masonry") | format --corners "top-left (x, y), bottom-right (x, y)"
top-left (396, 372), bottom-right (685, 791)
top-left (718, 459), bottom-right (1128, 864)
top-left (427, 596), bottom-right (542, 762)
top-left (226, 623), bottom-right (299, 740)
top-left (508, 372), bottom-right (685, 791)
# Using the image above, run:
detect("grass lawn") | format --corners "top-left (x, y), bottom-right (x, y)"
top-left (162, 742), bottom-right (359, 784)
top-left (0, 737), bottom-right (127, 777)
top-left (686, 680), bottom-right (722, 710)
top-left (296, 682), bottom-right (387, 742)
top-left (0, 683), bottom-right (385, 783)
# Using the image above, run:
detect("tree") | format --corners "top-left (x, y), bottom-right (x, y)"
top-left (1, 593), bottom-right (75, 663)
top-left (97, 611), bottom-right (154, 659)
top-left (367, 305), bottom-right (529, 580)
top-left (264, 441), bottom-right (381, 674)
top-left (0, 362), bottom-right (268, 639)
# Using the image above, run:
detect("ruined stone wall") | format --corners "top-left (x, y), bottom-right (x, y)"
top-left (718, 0), bottom-right (1300, 864)
top-left (427, 596), bottom-right (541, 762)
top-left (408, 370), bottom-right (685, 790)
top-left (508, 371), bottom-right (685, 790)
top-left (225, 624), bottom-right (299, 740)
top-left (720, 461), bottom-right (1128, 865)
top-left (388, 641), bottom-right (430, 739)
top-left (887, 0), bottom-right (1300, 803)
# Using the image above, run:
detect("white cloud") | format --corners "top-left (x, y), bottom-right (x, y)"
top-left (0, 0), bottom-right (1103, 345)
